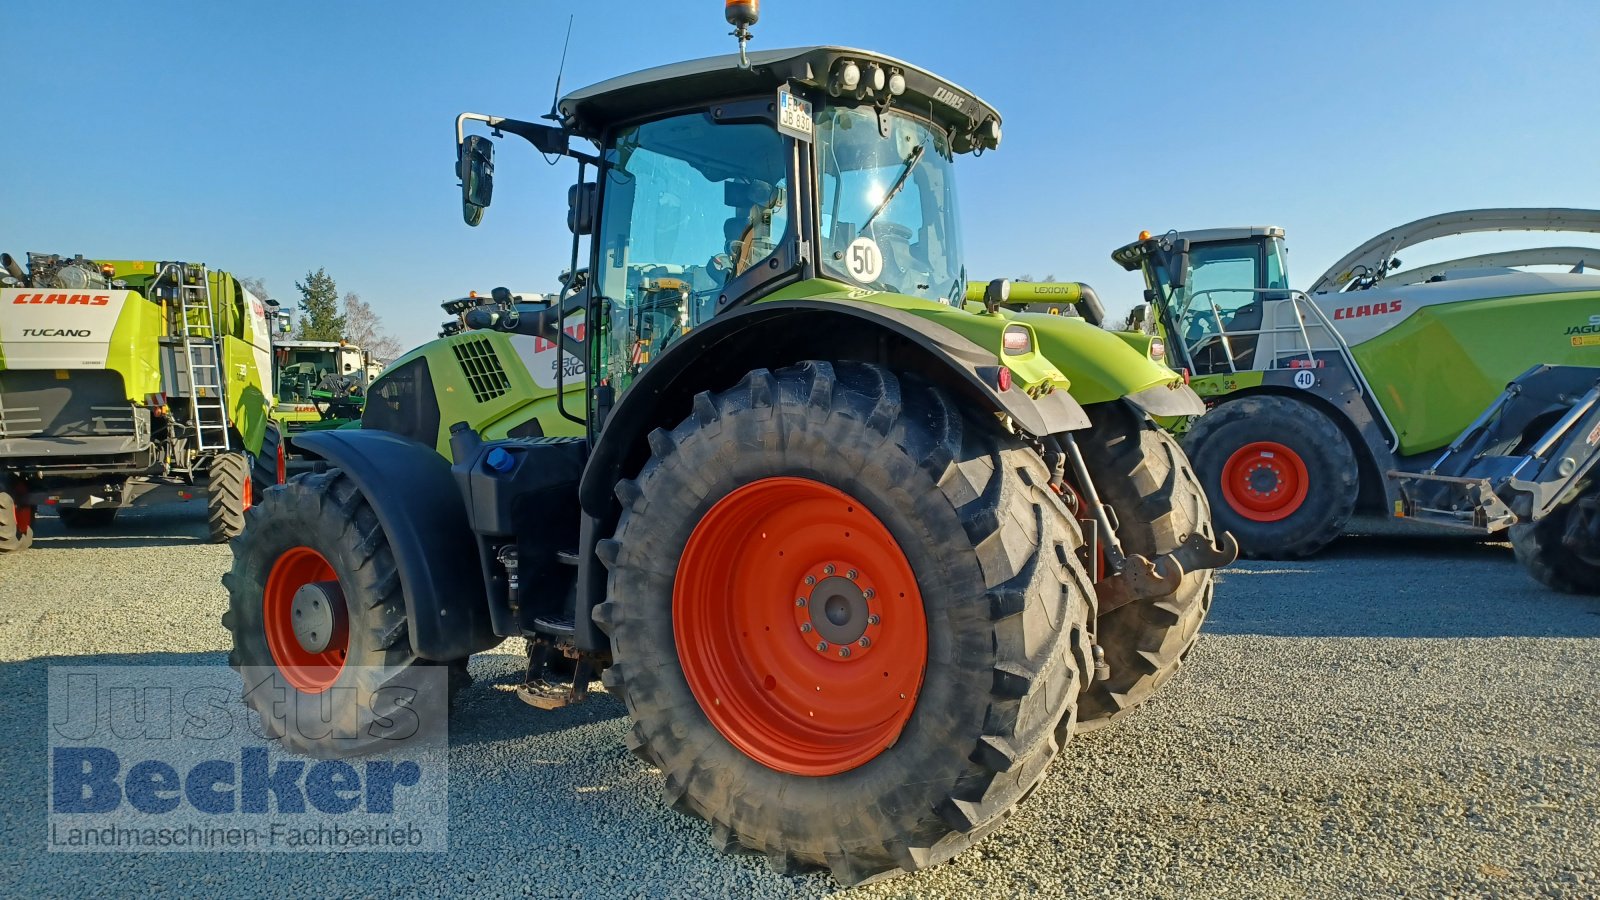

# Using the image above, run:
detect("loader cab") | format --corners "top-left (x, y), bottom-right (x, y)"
top-left (1115, 227), bottom-right (1290, 375)
top-left (456, 46), bottom-right (1002, 418)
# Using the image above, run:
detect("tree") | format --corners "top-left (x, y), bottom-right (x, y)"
top-left (239, 275), bottom-right (270, 302)
top-left (342, 291), bottom-right (402, 361)
top-left (294, 268), bottom-right (344, 341)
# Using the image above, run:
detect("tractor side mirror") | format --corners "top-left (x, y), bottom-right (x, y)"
top-left (568, 183), bottom-right (596, 235)
top-left (1169, 238), bottom-right (1191, 291)
top-left (459, 134), bottom-right (495, 226)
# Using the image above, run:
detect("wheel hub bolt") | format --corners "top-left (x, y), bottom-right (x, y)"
top-left (846, 569), bottom-right (858, 580)
top-left (816, 640), bottom-right (829, 652)
top-left (858, 637), bottom-right (871, 648)
top-left (867, 614), bottom-right (880, 625)
top-left (863, 588), bottom-right (876, 600)
top-left (800, 622), bottom-right (812, 633)
top-left (838, 647), bottom-right (851, 658)
top-left (804, 575), bottom-right (816, 585)
top-left (796, 597), bottom-right (807, 607)
top-left (823, 564), bottom-right (836, 575)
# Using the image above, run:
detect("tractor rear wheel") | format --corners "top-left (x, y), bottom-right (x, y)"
top-left (0, 488), bottom-right (33, 553)
top-left (251, 421), bottom-right (287, 499)
top-left (1183, 394), bottom-right (1358, 559)
top-left (222, 469), bottom-right (457, 756)
top-left (207, 451), bottom-right (251, 543)
top-left (1511, 484), bottom-right (1600, 595)
top-left (1074, 400), bottom-right (1216, 731)
top-left (597, 361), bottom-right (1093, 886)
top-left (58, 507), bottom-right (120, 528)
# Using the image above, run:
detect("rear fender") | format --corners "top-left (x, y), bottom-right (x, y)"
top-left (291, 429), bottom-right (496, 660)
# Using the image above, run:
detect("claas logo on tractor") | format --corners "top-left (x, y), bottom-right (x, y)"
top-left (10, 292), bottom-right (112, 305)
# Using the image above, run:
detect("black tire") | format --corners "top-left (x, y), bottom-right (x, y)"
top-left (1075, 400), bottom-right (1216, 731)
top-left (1511, 485), bottom-right (1600, 595)
top-left (251, 421), bottom-right (285, 499)
top-left (207, 451), bottom-right (250, 543)
top-left (596, 361), bottom-right (1093, 886)
top-left (1182, 394), bottom-right (1359, 559)
top-left (57, 506), bottom-right (121, 528)
top-left (0, 489), bottom-right (33, 553)
top-left (222, 469), bottom-right (460, 756)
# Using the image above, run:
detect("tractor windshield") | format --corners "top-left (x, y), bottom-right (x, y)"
top-left (816, 106), bottom-right (964, 304)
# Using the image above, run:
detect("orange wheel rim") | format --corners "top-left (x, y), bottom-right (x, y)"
top-left (262, 546), bottom-right (348, 692)
top-left (674, 477), bottom-right (927, 776)
top-left (1220, 441), bottom-right (1310, 522)
top-left (243, 475), bottom-right (254, 511)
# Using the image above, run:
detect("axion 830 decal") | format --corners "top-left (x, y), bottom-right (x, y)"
top-left (508, 311), bottom-right (588, 392)
top-left (0, 288), bottom-right (133, 368)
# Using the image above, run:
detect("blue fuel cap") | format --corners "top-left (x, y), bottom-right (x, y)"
top-left (485, 447), bottom-right (516, 473)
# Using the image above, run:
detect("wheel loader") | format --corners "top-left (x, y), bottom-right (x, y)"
top-left (224, 10), bottom-right (1236, 885)
top-left (0, 252), bottom-right (273, 550)
top-left (1116, 210), bottom-right (1600, 592)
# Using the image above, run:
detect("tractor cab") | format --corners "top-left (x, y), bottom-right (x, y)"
top-left (456, 45), bottom-right (1002, 417)
top-left (1114, 227), bottom-right (1294, 376)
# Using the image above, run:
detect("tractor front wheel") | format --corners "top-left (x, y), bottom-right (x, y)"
top-left (222, 469), bottom-right (457, 756)
top-left (1511, 484), bottom-right (1600, 595)
top-left (1183, 395), bottom-right (1359, 559)
top-left (1074, 400), bottom-right (1217, 731)
top-left (597, 361), bottom-right (1092, 886)
top-left (0, 486), bottom-right (33, 553)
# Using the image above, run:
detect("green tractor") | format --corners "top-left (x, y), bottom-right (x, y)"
top-left (0, 253), bottom-right (273, 549)
top-left (224, 19), bottom-right (1235, 885)
top-left (269, 339), bottom-right (374, 433)
top-left (1116, 210), bottom-right (1600, 592)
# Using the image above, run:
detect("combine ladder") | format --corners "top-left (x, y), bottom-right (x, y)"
top-left (160, 262), bottom-right (232, 454)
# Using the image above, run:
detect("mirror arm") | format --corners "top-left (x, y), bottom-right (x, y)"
top-left (458, 112), bottom-right (573, 156)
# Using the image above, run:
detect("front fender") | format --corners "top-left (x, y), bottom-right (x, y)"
top-left (292, 429), bottom-right (496, 660)
top-left (1016, 311), bottom-right (1194, 406)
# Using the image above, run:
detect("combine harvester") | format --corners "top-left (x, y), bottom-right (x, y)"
top-left (0, 252), bottom-right (274, 550)
top-left (1116, 209), bottom-right (1600, 591)
top-left (223, 6), bottom-right (1238, 886)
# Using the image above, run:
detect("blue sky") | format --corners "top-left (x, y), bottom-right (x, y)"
top-left (3, 1), bottom-right (1596, 348)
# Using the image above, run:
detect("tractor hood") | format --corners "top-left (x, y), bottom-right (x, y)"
top-left (759, 281), bottom-right (1201, 416)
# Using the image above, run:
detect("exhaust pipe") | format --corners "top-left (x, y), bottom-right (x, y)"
top-left (1, 253), bottom-right (24, 282)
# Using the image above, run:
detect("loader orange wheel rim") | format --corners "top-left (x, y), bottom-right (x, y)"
top-left (674, 477), bottom-right (927, 776)
top-left (1221, 441), bottom-right (1310, 522)
top-left (263, 546), bottom-right (348, 693)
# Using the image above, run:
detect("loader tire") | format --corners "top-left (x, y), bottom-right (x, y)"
top-left (58, 507), bottom-right (120, 528)
top-left (1183, 394), bottom-right (1358, 559)
top-left (1511, 485), bottom-right (1600, 595)
top-left (596, 361), bottom-right (1093, 886)
top-left (222, 469), bottom-right (462, 757)
top-left (251, 421), bottom-right (287, 499)
top-left (0, 489), bottom-right (33, 553)
top-left (1075, 400), bottom-right (1216, 731)
top-left (207, 452), bottom-right (250, 543)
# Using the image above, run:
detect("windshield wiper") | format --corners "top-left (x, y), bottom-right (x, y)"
top-left (859, 143), bottom-right (925, 234)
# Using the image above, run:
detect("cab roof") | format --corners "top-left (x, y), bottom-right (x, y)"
top-left (558, 46), bottom-right (1001, 154)
top-left (1112, 226), bottom-right (1285, 271)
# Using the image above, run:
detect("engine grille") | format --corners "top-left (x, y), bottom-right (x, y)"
top-left (452, 337), bottom-right (511, 403)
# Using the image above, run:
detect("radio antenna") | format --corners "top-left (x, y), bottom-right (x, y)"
top-left (543, 16), bottom-right (575, 122)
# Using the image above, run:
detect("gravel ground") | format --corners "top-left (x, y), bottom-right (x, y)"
top-left (1, 504), bottom-right (1597, 898)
